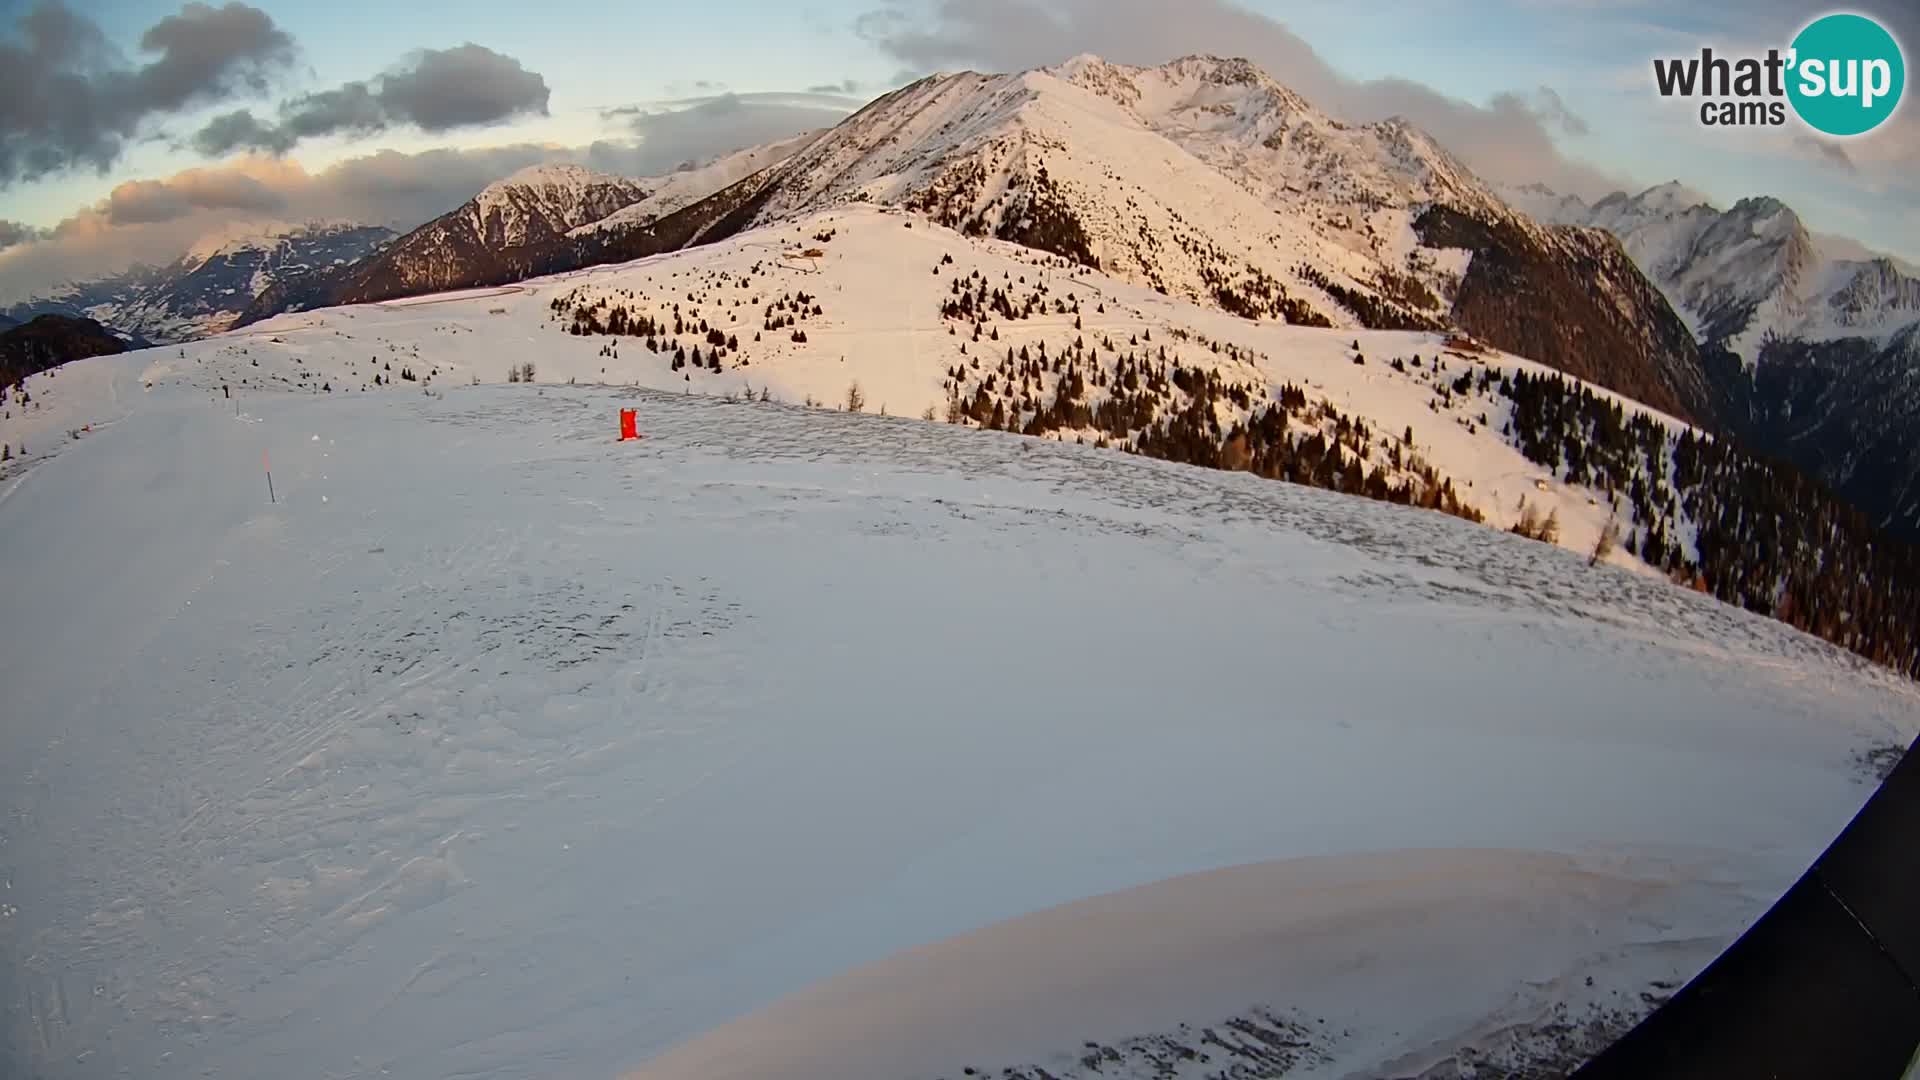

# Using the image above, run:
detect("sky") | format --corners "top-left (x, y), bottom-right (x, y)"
top-left (1, 0), bottom-right (1916, 298)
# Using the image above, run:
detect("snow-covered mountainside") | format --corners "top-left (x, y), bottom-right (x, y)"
top-left (1509, 180), bottom-right (1920, 539)
top-left (572, 132), bottom-right (826, 238)
top-left (1732, 327), bottom-right (1920, 539)
top-left (243, 166), bottom-right (652, 318)
top-left (133, 224), bottom-right (396, 342)
top-left (2, 268), bottom-right (161, 343)
top-left (232, 55), bottom-right (1712, 427)
top-left (1507, 181), bottom-right (1920, 360)
top-left (148, 204), bottom-right (1663, 563)
top-left (0, 314), bottom-right (128, 389)
top-left (468, 163), bottom-right (652, 244)
top-left (4, 256), bottom-right (1916, 1079)
top-left (703, 56), bottom-right (1712, 424)
top-left (1054, 54), bottom-right (1515, 226)
top-left (3, 224), bottom-right (395, 344)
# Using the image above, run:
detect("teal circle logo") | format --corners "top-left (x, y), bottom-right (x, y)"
top-left (1787, 13), bottom-right (1905, 136)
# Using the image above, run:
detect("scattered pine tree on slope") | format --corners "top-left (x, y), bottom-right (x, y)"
top-left (1501, 368), bottom-right (1920, 679)
top-left (939, 325), bottom-right (1483, 526)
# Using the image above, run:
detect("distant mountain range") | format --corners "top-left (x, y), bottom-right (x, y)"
top-left (236, 142), bottom-right (825, 324)
top-left (1, 314), bottom-right (129, 389)
top-left (4, 223), bottom-right (396, 345)
top-left (1505, 181), bottom-right (1920, 538)
top-left (243, 166), bottom-right (648, 317)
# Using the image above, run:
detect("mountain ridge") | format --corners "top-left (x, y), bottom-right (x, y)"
top-left (732, 54), bottom-right (1715, 422)
top-left (0, 313), bottom-right (129, 389)
top-left (1509, 179), bottom-right (1920, 538)
top-left (214, 55), bottom-right (1717, 428)
top-left (4, 223), bottom-right (395, 344)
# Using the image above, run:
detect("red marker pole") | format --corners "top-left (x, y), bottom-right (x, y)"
top-left (264, 448), bottom-right (276, 504)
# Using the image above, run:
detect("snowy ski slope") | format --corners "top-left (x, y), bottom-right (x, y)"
top-left (2, 374), bottom-right (1915, 1079)
top-left (2, 206), bottom-right (1917, 1080)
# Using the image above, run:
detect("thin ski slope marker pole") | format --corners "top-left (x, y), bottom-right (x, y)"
top-left (264, 448), bottom-right (275, 504)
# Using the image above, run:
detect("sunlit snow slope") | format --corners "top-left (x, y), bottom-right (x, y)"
top-left (5, 205), bottom-right (1700, 569)
top-left (2, 207), bottom-right (1916, 1080)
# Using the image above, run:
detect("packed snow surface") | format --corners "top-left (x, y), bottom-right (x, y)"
top-left (633, 849), bottom-right (1772, 1080)
top-left (2, 362), bottom-right (1914, 1078)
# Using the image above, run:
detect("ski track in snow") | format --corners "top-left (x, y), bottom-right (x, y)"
top-left (1, 384), bottom-right (1915, 1080)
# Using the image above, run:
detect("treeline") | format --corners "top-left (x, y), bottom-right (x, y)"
top-left (1295, 263), bottom-right (1442, 332)
top-left (1174, 228), bottom-right (1332, 326)
top-left (941, 331), bottom-right (1482, 524)
top-left (1503, 368), bottom-right (1920, 678)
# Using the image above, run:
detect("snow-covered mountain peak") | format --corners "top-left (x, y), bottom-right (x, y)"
top-left (1051, 52), bottom-right (1125, 80)
top-left (1517, 170), bottom-right (1920, 361)
top-left (467, 164), bottom-right (651, 247)
top-left (630, 51), bottom-right (1710, 420)
top-left (181, 221), bottom-right (301, 266)
top-left (1824, 257), bottom-right (1920, 328)
top-left (173, 220), bottom-right (388, 273)
top-left (487, 162), bottom-right (609, 195)
top-left (1638, 180), bottom-right (1716, 213)
top-left (1501, 168), bottom-right (1920, 536)
top-left (993, 54), bottom-right (1500, 230)
top-left (1584, 184), bottom-right (1718, 236)
top-left (569, 131), bottom-right (824, 238)
top-left (1497, 182), bottom-right (1591, 227)
top-left (1049, 53), bottom-right (1319, 133)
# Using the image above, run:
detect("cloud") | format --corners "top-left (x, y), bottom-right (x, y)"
top-left (271, 82), bottom-right (388, 143)
top-left (1794, 135), bottom-right (1857, 174)
top-left (191, 43), bottom-right (550, 155)
top-left (103, 167), bottom-right (288, 224)
top-left (192, 108), bottom-right (294, 155)
top-left (136, 2), bottom-right (292, 105)
top-left (1528, 86), bottom-right (1589, 137)
top-left (0, 220), bottom-right (49, 250)
top-left (643, 91), bottom-right (863, 112)
top-left (371, 44), bottom-right (550, 131)
top-left (594, 92), bottom-right (855, 174)
top-left (0, 0), bottom-right (296, 185)
top-left (808, 79), bottom-right (865, 95)
top-left (854, 0), bottom-right (1632, 199)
